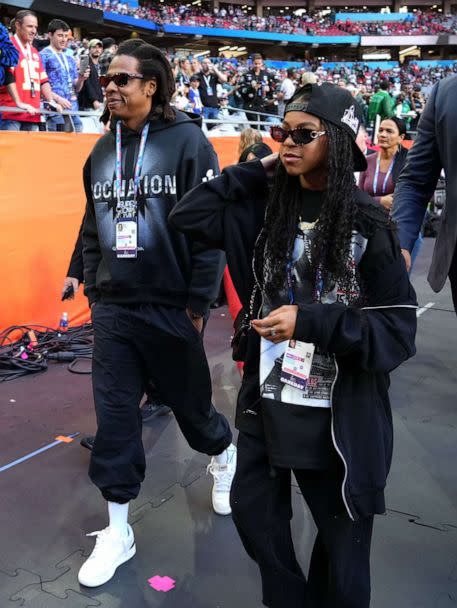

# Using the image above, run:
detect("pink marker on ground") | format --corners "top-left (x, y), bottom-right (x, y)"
top-left (148, 575), bottom-right (176, 592)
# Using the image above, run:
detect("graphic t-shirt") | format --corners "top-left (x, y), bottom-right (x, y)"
top-left (40, 46), bottom-right (78, 102)
top-left (260, 226), bottom-right (337, 409)
top-left (0, 35), bottom-right (48, 122)
top-left (258, 190), bottom-right (367, 469)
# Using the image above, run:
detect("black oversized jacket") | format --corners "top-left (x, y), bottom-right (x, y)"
top-left (170, 160), bottom-right (417, 520)
top-left (82, 111), bottom-right (223, 314)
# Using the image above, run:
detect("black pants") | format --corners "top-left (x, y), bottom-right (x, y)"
top-left (89, 303), bottom-right (232, 503)
top-left (449, 247), bottom-right (457, 314)
top-left (230, 432), bottom-right (373, 608)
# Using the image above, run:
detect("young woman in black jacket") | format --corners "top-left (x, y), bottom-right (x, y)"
top-left (170, 83), bottom-right (417, 608)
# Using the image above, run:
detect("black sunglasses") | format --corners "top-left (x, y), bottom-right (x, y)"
top-left (270, 126), bottom-right (326, 146)
top-left (99, 72), bottom-right (144, 88)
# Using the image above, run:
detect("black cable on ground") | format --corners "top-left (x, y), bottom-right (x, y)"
top-left (68, 356), bottom-right (92, 375)
top-left (0, 323), bottom-right (93, 382)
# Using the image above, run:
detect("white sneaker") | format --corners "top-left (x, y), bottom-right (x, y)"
top-left (207, 444), bottom-right (237, 515)
top-left (78, 524), bottom-right (136, 587)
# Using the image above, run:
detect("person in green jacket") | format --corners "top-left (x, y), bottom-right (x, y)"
top-left (368, 80), bottom-right (394, 124)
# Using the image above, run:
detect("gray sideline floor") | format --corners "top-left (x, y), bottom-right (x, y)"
top-left (0, 238), bottom-right (456, 608)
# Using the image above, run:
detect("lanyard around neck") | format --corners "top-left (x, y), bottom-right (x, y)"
top-left (49, 46), bottom-right (70, 74)
top-left (14, 34), bottom-right (31, 60)
top-left (115, 121), bottom-right (150, 209)
top-left (373, 154), bottom-right (395, 196)
top-left (49, 46), bottom-right (73, 92)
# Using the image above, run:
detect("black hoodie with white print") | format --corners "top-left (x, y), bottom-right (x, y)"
top-left (82, 111), bottom-right (222, 315)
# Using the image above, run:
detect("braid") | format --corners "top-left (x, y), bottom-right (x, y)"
top-left (310, 120), bottom-right (358, 299)
top-left (262, 160), bottom-right (302, 296)
top-left (261, 121), bottom-right (359, 303)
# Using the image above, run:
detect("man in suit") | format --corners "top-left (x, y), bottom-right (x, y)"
top-left (393, 75), bottom-right (457, 312)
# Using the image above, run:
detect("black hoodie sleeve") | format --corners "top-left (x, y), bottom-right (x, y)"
top-left (171, 160), bottom-right (268, 249)
top-left (293, 224), bottom-right (417, 374)
top-left (81, 157), bottom-right (101, 306)
top-left (180, 138), bottom-right (224, 316)
top-left (66, 215), bottom-right (85, 283)
top-left (170, 160), bottom-right (269, 307)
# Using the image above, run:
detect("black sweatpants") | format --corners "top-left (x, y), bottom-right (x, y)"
top-left (230, 432), bottom-right (373, 608)
top-left (89, 302), bottom-right (232, 503)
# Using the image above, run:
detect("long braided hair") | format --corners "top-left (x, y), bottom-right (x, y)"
top-left (255, 97), bottom-right (359, 304)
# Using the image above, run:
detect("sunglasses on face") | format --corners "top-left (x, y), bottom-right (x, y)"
top-left (270, 126), bottom-right (327, 146)
top-left (99, 72), bottom-right (144, 88)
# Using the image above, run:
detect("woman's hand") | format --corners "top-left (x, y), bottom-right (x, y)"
top-left (380, 194), bottom-right (394, 211)
top-left (260, 153), bottom-right (279, 179)
top-left (251, 305), bottom-right (298, 344)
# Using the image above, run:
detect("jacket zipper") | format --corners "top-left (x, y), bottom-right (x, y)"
top-left (329, 357), bottom-right (355, 521)
top-left (330, 304), bottom-right (417, 520)
top-left (242, 231), bottom-right (266, 417)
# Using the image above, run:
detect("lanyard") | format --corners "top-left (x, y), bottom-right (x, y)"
top-left (14, 34), bottom-right (31, 60)
top-left (373, 154), bottom-right (395, 196)
top-left (49, 46), bottom-right (73, 94)
top-left (115, 120), bottom-right (150, 211)
top-left (203, 74), bottom-right (213, 91)
top-left (14, 35), bottom-right (36, 94)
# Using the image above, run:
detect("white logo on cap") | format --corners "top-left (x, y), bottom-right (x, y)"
top-left (341, 105), bottom-right (359, 134)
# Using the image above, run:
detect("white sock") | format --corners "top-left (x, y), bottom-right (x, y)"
top-left (213, 443), bottom-right (236, 465)
top-left (108, 501), bottom-right (129, 537)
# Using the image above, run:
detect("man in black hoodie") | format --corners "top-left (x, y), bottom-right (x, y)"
top-left (77, 40), bottom-right (236, 589)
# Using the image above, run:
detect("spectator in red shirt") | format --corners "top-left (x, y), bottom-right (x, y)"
top-left (0, 10), bottom-right (57, 131)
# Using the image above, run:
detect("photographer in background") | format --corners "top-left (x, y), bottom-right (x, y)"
top-left (239, 54), bottom-right (275, 127)
top-left (78, 38), bottom-right (104, 111)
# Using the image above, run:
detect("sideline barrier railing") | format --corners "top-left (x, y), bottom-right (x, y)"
top-left (0, 105), bottom-right (277, 131)
top-left (0, 105), bottom-right (418, 138)
top-left (0, 106), bottom-right (104, 133)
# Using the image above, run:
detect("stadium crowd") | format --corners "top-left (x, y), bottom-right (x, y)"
top-left (64, 0), bottom-right (457, 36)
top-left (1, 9), bottom-right (457, 132)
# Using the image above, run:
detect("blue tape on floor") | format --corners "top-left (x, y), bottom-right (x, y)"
top-left (0, 432), bottom-right (80, 473)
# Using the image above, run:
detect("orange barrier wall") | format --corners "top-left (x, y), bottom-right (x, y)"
top-left (0, 133), bottom-right (278, 332)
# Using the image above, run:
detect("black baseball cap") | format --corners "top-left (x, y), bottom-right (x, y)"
top-left (285, 83), bottom-right (367, 171)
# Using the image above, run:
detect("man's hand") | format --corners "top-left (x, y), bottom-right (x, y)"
top-left (401, 249), bottom-right (412, 272)
top-left (56, 96), bottom-right (72, 110)
top-left (380, 195), bottom-right (394, 211)
top-left (186, 309), bottom-right (204, 334)
top-left (93, 100), bottom-right (102, 110)
top-left (251, 305), bottom-right (298, 344)
top-left (17, 102), bottom-right (36, 114)
top-left (61, 277), bottom-right (79, 299)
